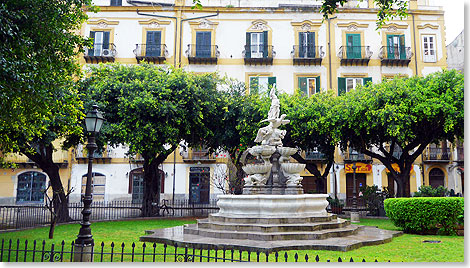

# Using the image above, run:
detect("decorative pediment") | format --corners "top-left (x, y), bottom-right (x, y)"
top-left (138, 19), bottom-right (171, 27)
top-left (417, 23), bottom-right (439, 30)
top-left (337, 22), bottom-right (369, 31)
top-left (291, 20), bottom-right (323, 31)
top-left (188, 18), bottom-right (219, 29)
top-left (87, 19), bottom-right (119, 28)
top-left (382, 23), bottom-right (408, 31)
top-left (248, 19), bottom-right (270, 31)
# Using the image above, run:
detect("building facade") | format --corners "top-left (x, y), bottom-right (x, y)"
top-left (0, 0), bottom-right (462, 206)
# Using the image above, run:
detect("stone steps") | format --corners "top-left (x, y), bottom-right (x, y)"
top-left (196, 217), bottom-right (350, 233)
top-left (184, 223), bottom-right (361, 241)
top-left (208, 213), bottom-right (337, 224)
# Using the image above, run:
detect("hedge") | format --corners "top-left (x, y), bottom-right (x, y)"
top-left (384, 197), bottom-right (464, 235)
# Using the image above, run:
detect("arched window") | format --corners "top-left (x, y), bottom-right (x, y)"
top-left (81, 172), bottom-right (106, 201)
top-left (429, 168), bottom-right (445, 188)
top-left (17, 171), bottom-right (47, 203)
top-left (128, 168), bottom-right (164, 203)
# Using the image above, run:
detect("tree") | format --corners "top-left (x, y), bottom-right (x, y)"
top-left (191, 0), bottom-right (408, 28)
top-left (336, 70), bottom-right (464, 197)
top-left (0, 0), bottom-right (94, 222)
top-left (81, 63), bottom-right (223, 216)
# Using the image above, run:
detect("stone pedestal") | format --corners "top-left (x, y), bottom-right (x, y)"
top-left (73, 244), bottom-right (94, 262)
top-left (350, 211), bottom-right (360, 223)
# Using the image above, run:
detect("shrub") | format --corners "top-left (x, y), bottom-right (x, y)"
top-left (413, 185), bottom-right (449, 197)
top-left (384, 197), bottom-right (464, 235)
top-left (359, 185), bottom-right (393, 216)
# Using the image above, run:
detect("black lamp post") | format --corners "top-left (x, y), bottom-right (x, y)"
top-left (75, 105), bottom-right (104, 256)
top-left (352, 162), bottom-right (357, 213)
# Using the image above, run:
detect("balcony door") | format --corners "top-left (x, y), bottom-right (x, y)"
top-left (346, 34), bottom-right (361, 59)
top-left (89, 31), bottom-right (110, 56)
top-left (299, 32), bottom-right (315, 58)
top-left (429, 168), bottom-right (445, 188)
top-left (387, 35), bottom-right (406, 59)
top-left (250, 32), bottom-right (264, 58)
top-left (189, 167), bottom-right (210, 204)
top-left (346, 173), bottom-right (366, 206)
top-left (146, 31), bottom-right (161, 57)
top-left (196, 31), bottom-right (211, 58)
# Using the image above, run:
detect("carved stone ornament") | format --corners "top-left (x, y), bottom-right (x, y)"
top-left (387, 26), bottom-right (398, 32)
top-left (347, 24), bottom-right (358, 32)
top-left (251, 22), bottom-right (268, 31)
top-left (198, 19), bottom-right (211, 29)
top-left (97, 22), bottom-right (108, 28)
top-left (148, 22), bottom-right (160, 28)
top-left (301, 23), bottom-right (311, 31)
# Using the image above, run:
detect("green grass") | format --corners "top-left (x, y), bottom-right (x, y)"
top-left (0, 218), bottom-right (463, 262)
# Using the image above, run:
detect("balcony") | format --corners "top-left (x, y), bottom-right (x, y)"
top-left (133, 44), bottom-right (168, 64)
top-left (2, 151), bottom-right (68, 168)
top-left (182, 148), bottom-right (216, 162)
top-left (422, 147), bottom-right (451, 163)
top-left (456, 146), bottom-right (464, 162)
top-left (83, 43), bottom-right (116, 63)
top-left (303, 149), bottom-right (327, 162)
top-left (75, 145), bottom-right (112, 164)
top-left (243, 45), bottom-right (275, 65)
top-left (378, 46), bottom-right (413, 67)
top-left (291, 45), bottom-right (324, 65)
top-left (185, 44), bottom-right (219, 64)
top-left (343, 150), bottom-right (372, 163)
top-left (337, 46), bottom-right (372, 66)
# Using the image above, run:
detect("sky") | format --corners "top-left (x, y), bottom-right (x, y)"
top-left (430, 0), bottom-right (465, 45)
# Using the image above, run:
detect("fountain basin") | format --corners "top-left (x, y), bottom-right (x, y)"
top-left (281, 162), bottom-right (306, 174)
top-left (242, 163), bottom-right (272, 174)
top-left (217, 194), bottom-right (329, 217)
top-left (277, 147), bottom-right (298, 157)
top-left (248, 145), bottom-right (276, 157)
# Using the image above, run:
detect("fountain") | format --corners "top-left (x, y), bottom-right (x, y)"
top-left (140, 88), bottom-right (402, 252)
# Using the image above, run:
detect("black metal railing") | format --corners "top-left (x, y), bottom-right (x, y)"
top-left (291, 45), bottom-right (324, 59)
top-left (337, 46), bottom-right (372, 60)
top-left (304, 150), bottom-right (326, 161)
top-left (422, 147), bottom-right (451, 161)
top-left (0, 199), bottom-right (219, 231)
top-left (183, 149), bottom-right (216, 161)
top-left (0, 239), bottom-right (387, 262)
top-left (243, 45), bottom-right (275, 59)
top-left (133, 44), bottom-right (168, 58)
top-left (343, 151), bottom-right (372, 161)
top-left (378, 46), bottom-right (412, 60)
top-left (185, 44), bottom-right (220, 58)
top-left (84, 43), bottom-right (117, 57)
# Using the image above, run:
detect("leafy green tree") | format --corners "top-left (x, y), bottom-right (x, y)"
top-left (336, 70), bottom-right (464, 197)
top-left (81, 63), bottom-right (223, 216)
top-left (0, 0), bottom-right (95, 222)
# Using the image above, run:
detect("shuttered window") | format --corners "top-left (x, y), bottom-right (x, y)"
top-left (387, 35), bottom-right (406, 59)
top-left (422, 35), bottom-right (436, 62)
top-left (299, 32), bottom-right (315, 58)
top-left (196, 31), bottom-right (211, 58)
top-left (338, 77), bottom-right (372, 95)
top-left (246, 31), bottom-right (268, 58)
top-left (298, 76), bottom-right (320, 96)
top-left (146, 31), bottom-right (161, 57)
top-left (89, 31), bottom-right (110, 56)
top-left (249, 76), bottom-right (276, 95)
top-left (346, 34), bottom-right (361, 59)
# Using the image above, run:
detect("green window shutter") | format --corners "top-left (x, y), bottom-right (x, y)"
top-left (146, 31), bottom-right (161, 56)
top-left (263, 31), bottom-right (268, 58)
top-left (89, 31), bottom-right (96, 56)
top-left (249, 77), bottom-right (259, 94)
top-left (298, 32), bottom-right (305, 57)
top-left (399, 35), bottom-right (406, 59)
top-left (103, 31), bottom-right (110, 49)
top-left (347, 34), bottom-right (361, 59)
top-left (315, 76), bottom-right (320, 94)
top-left (387, 35), bottom-right (394, 59)
top-left (196, 31), bottom-right (211, 57)
top-left (298, 77), bottom-right (308, 96)
top-left (89, 31), bottom-right (96, 44)
top-left (338, 77), bottom-right (346, 96)
top-left (307, 32), bottom-right (315, 58)
top-left (245, 32), bottom-right (251, 58)
top-left (268, 77), bottom-right (276, 87)
top-left (363, 77), bottom-right (372, 86)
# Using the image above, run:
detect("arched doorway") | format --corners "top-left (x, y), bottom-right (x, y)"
top-left (128, 168), bottom-right (164, 203)
top-left (346, 173), bottom-right (366, 206)
top-left (81, 172), bottom-right (106, 201)
top-left (17, 171), bottom-right (47, 203)
top-left (429, 168), bottom-right (445, 188)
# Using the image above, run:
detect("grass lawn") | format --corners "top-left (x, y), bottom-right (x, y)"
top-left (0, 217), bottom-right (463, 262)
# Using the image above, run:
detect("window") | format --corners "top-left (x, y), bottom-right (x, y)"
top-left (387, 35), bottom-right (406, 59)
top-left (298, 76), bottom-right (320, 96)
top-left (337, 77), bottom-right (372, 95)
top-left (110, 0), bottom-right (122, 6)
top-left (196, 31), bottom-right (212, 58)
top-left (82, 172), bottom-right (106, 201)
top-left (245, 31), bottom-right (268, 58)
top-left (129, 169), bottom-right (144, 203)
top-left (189, 167), bottom-right (210, 204)
top-left (17, 172), bottom-right (47, 203)
top-left (89, 31), bottom-right (110, 56)
top-left (346, 33), bottom-right (361, 59)
top-left (298, 32), bottom-right (315, 58)
top-left (249, 76), bottom-right (276, 95)
top-left (146, 31), bottom-right (161, 57)
top-left (422, 35), bottom-right (436, 62)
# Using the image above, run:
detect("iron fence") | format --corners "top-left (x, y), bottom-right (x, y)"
top-left (0, 199), bottom-right (219, 231)
top-left (0, 239), bottom-right (387, 262)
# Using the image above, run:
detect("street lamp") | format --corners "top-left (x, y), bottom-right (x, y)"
top-left (74, 105), bottom-right (105, 262)
top-left (350, 162), bottom-right (360, 223)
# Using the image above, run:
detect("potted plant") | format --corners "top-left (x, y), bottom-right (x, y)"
top-left (327, 196), bottom-right (344, 214)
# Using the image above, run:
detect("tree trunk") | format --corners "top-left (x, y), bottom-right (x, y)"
top-left (141, 158), bottom-right (159, 217)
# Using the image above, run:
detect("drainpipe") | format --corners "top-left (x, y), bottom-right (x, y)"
top-left (172, 151), bottom-right (176, 205)
top-left (179, 11), bottom-right (220, 67)
top-left (411, 13), bottom-right (418, 76)
top-left (327, 16), bottom-right (337, 90)
top-left (136, 10), bottom-right (178, 66)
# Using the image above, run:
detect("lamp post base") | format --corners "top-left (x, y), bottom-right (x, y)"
top-left (350, 211), bottom-right (360, 223)
top-left (73, 243), bottom-right (94, 262)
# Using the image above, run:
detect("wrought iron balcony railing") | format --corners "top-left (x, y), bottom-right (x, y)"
top-left (291, 45), bottom-right (324, 65)
top-left (304, 150), bottom-right (327, 161)
top-left (343, 151), bottom-right (372, 162)
top-left (185, 44), bottom-right (219, 64)
top-left (243, 45), bottom-right (275, 65)
top-left (84, 43), bottom-right (116, 63)
top-left (378, 46), bottom-right (413, 66)
top-left (133, 44), bottom-right (168, 63)
top-left (337, 46), bottom-right (372, 66)
top-left (182, 149), bottom-right (216, 161)
top-left (422, 147), bottom-right (451, 162)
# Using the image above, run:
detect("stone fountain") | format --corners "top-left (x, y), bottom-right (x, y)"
top-left (140, 88), bottom-right (402, 252)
